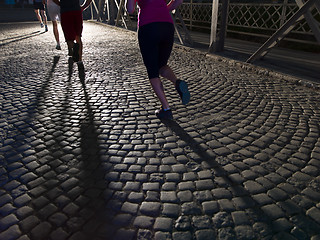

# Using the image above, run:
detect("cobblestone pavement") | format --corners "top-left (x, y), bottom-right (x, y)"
top-left (1, 21), bottom-right (320, 240)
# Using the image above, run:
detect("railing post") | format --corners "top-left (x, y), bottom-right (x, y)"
top-left (90, 4), bottom-right (94, 20)
top-left (89, 0), bottom-right (100, 20)
top-left (280, 0), bottom-right (288, 27)
top-left (106, 0), bottom-right (110, 22)
top-left (108, 0), bottom-right (116, 25)
top-left (208, 0), bottom-right (219, 53)
top-left (98, 0), bottom-right (106, 22)
top-left (216, 0), bottom-right (229, 52)
top-left (116, 0), bottom-right (125, 26)
top-left (190, 0), bottom-right (193, 30)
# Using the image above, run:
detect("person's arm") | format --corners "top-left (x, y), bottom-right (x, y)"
top-left (126, 0), bottom-right (136, 14)
top-left (81, 0), bottom-right (93, 11)
top-left (167, 0), bottom-right (182, 12)
top-left (52, 0), bottom-right (60, 5)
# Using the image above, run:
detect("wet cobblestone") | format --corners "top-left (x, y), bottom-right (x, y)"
top-left (1, 21), bottom-right (320, 239)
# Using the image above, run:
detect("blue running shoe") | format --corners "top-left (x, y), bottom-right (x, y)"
top-left (176, 79), bottom-right (190, 105)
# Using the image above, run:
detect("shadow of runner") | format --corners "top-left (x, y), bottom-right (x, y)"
top-left (79, 76), bottom-right (102, 171)
top-left (78, 63), bottom-right (85, 84)
top-left (35, 56), bottom-right (60, 103)
top-left (160, 119), bottom-right (317, 238)
top-left (162, 119), bottom-right (229, 175)
top-left (0, 30), bottom-right (41, 41)
top-left (0, 30), bottom-right (45, 47)
top-left (29, 57), bottom-right (111, 239)
top-left (1, 55), bottom-right (60, 186)
top-left (76, 69), bottom-right (116, 238)
top-left (68, 57), bottom-right (73, 78)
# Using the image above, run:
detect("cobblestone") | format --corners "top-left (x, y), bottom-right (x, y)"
top-left (1, 21), bottom-right (320, 240)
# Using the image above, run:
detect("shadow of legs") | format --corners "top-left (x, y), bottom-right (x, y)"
top-left (68, 57), bottom-right (73, 79)
top-left (162, 119), bottom-right (231, 179)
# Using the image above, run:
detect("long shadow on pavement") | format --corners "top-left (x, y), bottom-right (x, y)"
top-left (1, 55), bottom-right (60, 185)
top-left (0, 30), bottom-right (45, 47)
top-left (76, 66), bottom-right (115, 239)
top-left (79, 69), bottom-right (104, 177)
top-left (162, 119), bottom-right (320, 238)
top-left (162, 120), bottom-right (226, 170)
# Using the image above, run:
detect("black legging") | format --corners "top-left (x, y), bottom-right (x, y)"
top-left (138, 22), bottom-right (174, 79)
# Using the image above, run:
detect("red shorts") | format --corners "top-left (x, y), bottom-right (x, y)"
top-left (61, 10), bottom-right (83, 41)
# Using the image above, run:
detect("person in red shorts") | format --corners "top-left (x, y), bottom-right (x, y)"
top-left (52, 0), bottom-right (92, 70)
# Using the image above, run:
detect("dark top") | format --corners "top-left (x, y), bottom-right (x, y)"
top-left (60, 0), bottom-right (81, 13)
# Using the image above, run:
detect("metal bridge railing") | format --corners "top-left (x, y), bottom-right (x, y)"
top-left (85, 0), bottom-right (320, 47)
top-left (178, 1), bottom-right (319, 45)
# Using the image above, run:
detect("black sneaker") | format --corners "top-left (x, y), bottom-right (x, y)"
top-left (175, 79), bottom-right (190, 105)
top-left (72, 43), bottom-right (79, 62)
top-left (155, 107), bottom-right (173, 120)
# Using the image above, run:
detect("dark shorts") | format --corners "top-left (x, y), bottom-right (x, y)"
top-left (33, 2), bottom-right (44, 10)
top-left (61, 10), bottom-right (83, 41)
top-left (138, 22), bottom-right (174, 79)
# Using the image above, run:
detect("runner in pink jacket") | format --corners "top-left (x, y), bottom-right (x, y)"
top-left (127, 0), bottom-right (190, 120)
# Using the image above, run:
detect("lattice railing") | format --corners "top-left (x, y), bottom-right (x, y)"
top-left (228, 4), bottom-right (284, 30)
top-left (178, 2), bottom-right (320, 45)
top-left (179, 3), bottom-right (213, 28)
top-left (91, 0), bottom-right (319, 46)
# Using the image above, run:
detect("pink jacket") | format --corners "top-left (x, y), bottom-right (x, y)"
top-left (136, 0), bottom-right (173, 27)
